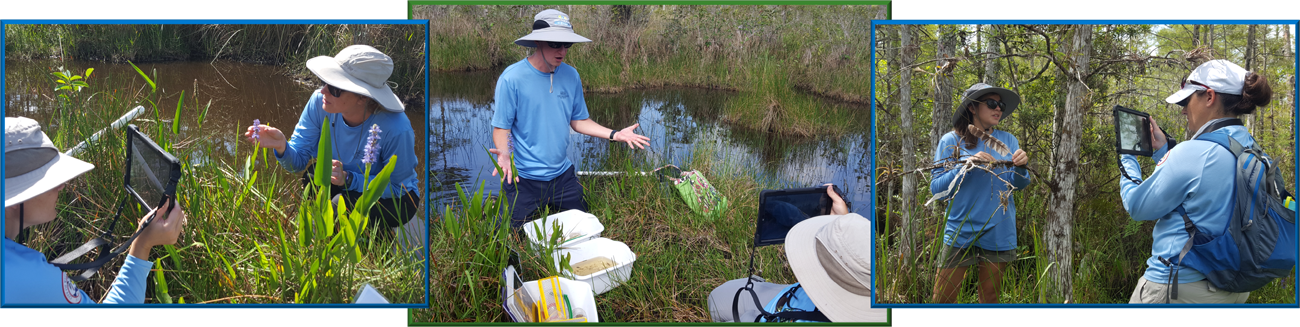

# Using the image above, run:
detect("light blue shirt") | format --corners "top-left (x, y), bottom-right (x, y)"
top-left (3, 238), bottom-right (151, 304)
top-left (760, 283), bottom-right (819, 322)
top-left (1120, 124), bottom-right (1250, 284)
top-left (490, 58), bottom-right (591, 181)
top-left (930, 130), bottom-right (1031, 251)
top-left (276, 92), bottom-right (421, 198)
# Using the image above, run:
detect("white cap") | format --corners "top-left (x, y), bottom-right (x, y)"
top-left (1165, 59), bottom-right (1248, 104)
top-left (306, 45), bottom-right (405, 112)
top-left (5, 117), bottom-right (95, 207)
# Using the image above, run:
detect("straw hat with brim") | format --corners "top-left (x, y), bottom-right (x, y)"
top-left (514, 9), bottom-right (593, 47)
top-left (1165, 59), bottom-right (1248, 105)
top-left (954, 83), bottom-right (1020, 125)
top-left (306, 45), bottom-right (405, 112)
top-left (784, 213), bottom-right (884, 322)
top-left (5, 117), bottom-right (95, 208)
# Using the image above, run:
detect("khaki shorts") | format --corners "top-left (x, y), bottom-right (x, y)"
top-left (1128, 277), bottom-right (1250, 304)
top-left (938, 245), bottom-right (1017, 269)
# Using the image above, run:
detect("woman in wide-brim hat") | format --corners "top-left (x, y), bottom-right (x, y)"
top-left (244, 45), bottom-right (421, 233)
top-left (928, 83), bottom-right (1032, 303)
top-left (4, 117), bottom-right (186, 304)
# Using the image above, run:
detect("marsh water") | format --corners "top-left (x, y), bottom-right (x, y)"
top-left (4, 59), bottom-right (426, 178)
top-left (429, 70), bottom-right (872, 214)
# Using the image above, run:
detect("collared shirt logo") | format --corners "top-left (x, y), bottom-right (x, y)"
top-left (1157, 150), bottom-right (1170, 166)
top-left (62, 274), bottom-right (83, 303)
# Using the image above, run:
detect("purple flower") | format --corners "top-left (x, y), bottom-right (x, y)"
top-left (362, 123), bottom-right (382, 165)
top-left (252, 119), bottom-right (261, 140)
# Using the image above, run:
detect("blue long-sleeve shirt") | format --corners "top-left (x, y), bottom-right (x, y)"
top-left (3, 238), bottom-right (151, 304)
top-left (275, 92), bottom-right (421, 198)
top-left (1119, 124), bottom-right (1249, 284)
top-left (930, 130), bottom-right (1031, 251)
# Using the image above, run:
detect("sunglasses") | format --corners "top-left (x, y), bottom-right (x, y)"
top-left (324, 84), bottom-right (346, 97)
top-left (545, 42), bottom-right (574, 49)
top-left (976, 98), bottom-right (1005, 110)
top-left (1181, 79), bottom-right (1212, 91)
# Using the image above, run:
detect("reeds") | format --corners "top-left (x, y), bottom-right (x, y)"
top-left (15, 63), bottom-right (425, 304)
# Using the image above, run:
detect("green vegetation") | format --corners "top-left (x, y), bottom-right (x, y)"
top-left (16, 64), bottom-right (424, 303)
top-left (874, 24), bottom-right (1295, 304)
top-left (414, 145), bottom-right (807, 322)
top-left (4, 24), bottom-right (427, 108)
top-left (416, 5), bottom-right (880, 137)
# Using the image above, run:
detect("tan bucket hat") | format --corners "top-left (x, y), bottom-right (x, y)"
top-left (5, 117), bottom-right (95, 207)
top-left (784, 213), bottom-right (885, 322)
top-left (306, 45), bottom-right (405, 112)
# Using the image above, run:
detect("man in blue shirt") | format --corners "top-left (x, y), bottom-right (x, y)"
top-left (490, 9), bottom-right (650, 228)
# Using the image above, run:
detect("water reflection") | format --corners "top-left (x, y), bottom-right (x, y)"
top-left (429, 70), bottom-right (871, 213)
top-left (5, 59), bottom-right (425, 180)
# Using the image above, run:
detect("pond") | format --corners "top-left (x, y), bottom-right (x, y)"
top-left (4, 59), bottom-right (426, 181)
top-left (429, 70), bottom-right (873, 216)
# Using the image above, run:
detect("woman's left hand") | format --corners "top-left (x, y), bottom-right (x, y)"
top-left (1012, 149), bottom-right (1029, 166)
top-left (330, 160), bottom-right (347, 186)
top-left (825, 184), bottom-right (849, 216)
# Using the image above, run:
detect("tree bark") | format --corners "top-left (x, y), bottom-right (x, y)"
top-left (1044, 24), bottom-right (1092, 304)
top-left (899, 25), bottom-right (918, 259)
top-left (930, 25), bottom-right (958, 148)
top-left (983, 25), bottom-right (1001, 85)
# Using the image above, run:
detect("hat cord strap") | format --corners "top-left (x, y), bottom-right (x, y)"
top-left (17, 204), bottom-right (26, 244)
top-left (550, 72), bottom-right (554, 93)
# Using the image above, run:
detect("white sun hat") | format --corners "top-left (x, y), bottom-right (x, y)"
top-left (306, 45), bottom-right (405, 112)
top-left (1165, 59), bottom-right (1249, 105)
top-left (514, 9), bottom-right (593, 47)
top-left (784, 213), bottom-right (885, 322)
top-left (5, 117), bottom-right (95, 207)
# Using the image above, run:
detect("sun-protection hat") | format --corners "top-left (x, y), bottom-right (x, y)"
top-left (954, 83), bottom-right (1020, 124)
top-left (5, 117), bottom-right (95, 208)
top-left (306, 45), bottom-right (405, 112)
top-left (514, 9), bottom-right (593, 47)
top-left (784, 213), bottom-right (883, 322)
top-left (1165, 59), bottom-right (1249, 105)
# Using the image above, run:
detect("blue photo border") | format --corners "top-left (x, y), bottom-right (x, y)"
top-left (0, 19), bottom-right (432, 309)
top-left (869, 19), bottom-right (1300, 308)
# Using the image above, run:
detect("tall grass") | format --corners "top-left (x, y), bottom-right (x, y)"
top-left (414, 143), bottom-right (813, 322)
top-left (414, 5), bottom-right (879, 137)
top-left (13, 63), bottom-right (425, 303)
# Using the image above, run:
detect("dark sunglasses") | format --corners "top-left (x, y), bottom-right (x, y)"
top-left (324, 84), bottom-right (346, 97)
top-left (976, 98), bottom-right (1005, 110)
top-left (546, 42), bottom-right (574, 49)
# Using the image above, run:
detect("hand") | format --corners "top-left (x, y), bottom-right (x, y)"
top-left (825, 184), bottom-right (849, 216)
top-left (128, 199), bottom-right (187, 260)
top-left (612, 123), bottom-right (651, 150)
top-left (971, 151), bottom-right (995, 163)
top-left (489, 148), bottom-right (518, 184)
top-left (1148, 117), bottom-right (1167, 150)
top-left (330, 160), bottom-right (347, 186)
top-left (1012, 149), bottom-right (1029, 166)
top-left (244, 123), bottom-right (288, 154)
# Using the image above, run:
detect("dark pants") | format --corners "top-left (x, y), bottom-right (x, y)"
top-left (502, 166), bottom-right (587, 229)
top-left (301, 169), bottom-right (420, 230)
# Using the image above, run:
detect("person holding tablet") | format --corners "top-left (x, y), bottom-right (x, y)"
top-left (4, 117), bottom-right (187, 304)
top-left (1119, 60), bottom-right (1272, 304)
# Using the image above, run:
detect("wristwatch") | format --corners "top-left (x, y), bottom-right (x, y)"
top-left (609, 130), bottom-right (617, 140)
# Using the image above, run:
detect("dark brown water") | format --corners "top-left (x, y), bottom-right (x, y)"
top-left (4, 59), bottom-right (426, 181)
top-left (429, 70), bottom-right (871, 213)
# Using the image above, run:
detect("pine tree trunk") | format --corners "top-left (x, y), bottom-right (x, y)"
top-left (1044, 24), bottom-right (1092, 304)
top-left (983, 25), bottom-right (1001, 85)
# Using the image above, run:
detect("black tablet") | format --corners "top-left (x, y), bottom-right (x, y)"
top-left (125, 124), bottom-right (181, 211)
top-left (754, 185), bottom-right (848, 247)
top-left (1113, 105), bottom-right (1154, 157)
